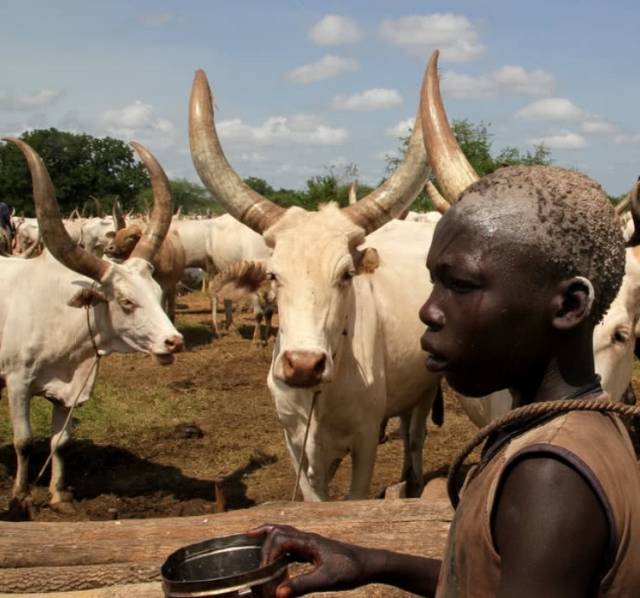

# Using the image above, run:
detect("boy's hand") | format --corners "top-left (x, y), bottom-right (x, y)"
top-left (248, 524), bottom-right (373, 597)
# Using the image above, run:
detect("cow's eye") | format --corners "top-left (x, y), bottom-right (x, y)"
top-left (266, 271), bottom-right (278, 282)
top-left (613, 329), bottom-right (629, 344)
top-left (118, 297), bottom-right (137, 313)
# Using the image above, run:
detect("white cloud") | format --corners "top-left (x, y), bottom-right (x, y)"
top-left (331, 88), bottom-right (402, 111)
top-left (100, 101), bottom-right (176, 148)
top-left (614, 133), bottom-right (640, 145)
top-left (138, 12), bottom-right (174, 27)
top-left (308, 15), bottom-right (363, 46)
top-left (380, 14), bottom-right (484, 62)
top-left (386, 117), bottom-right (415, 137)
top-left (217, 114), bottom-right (348, 145)
top-left (0, 89), bottom-right (62, 111)
top-left (287, 55), bottom-right (358, 84)
top-left (580, 119), bottom-right (618, 136)
top-left (442, 66), bottom-right (555, 99)
top-left (515, 98), bottom-right (586, 121)
top-left (238, 152), bottom-right (267, 163)
top-left (529, 130), bottom-right (587, 150)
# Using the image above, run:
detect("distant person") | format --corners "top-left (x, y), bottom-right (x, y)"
top-left (0, 201), bottom-right (14, 253)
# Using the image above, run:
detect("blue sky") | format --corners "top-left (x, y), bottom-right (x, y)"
top-left (1, 1), bottom-right (639, 195)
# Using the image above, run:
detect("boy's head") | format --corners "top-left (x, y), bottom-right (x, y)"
top-left (420, 165), bottom-right (626, 396)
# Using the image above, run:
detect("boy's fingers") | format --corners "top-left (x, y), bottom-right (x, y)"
top-left (281, 569), bottom-right (332, 597)
top-left (247, 523), bottom-right (275, 537)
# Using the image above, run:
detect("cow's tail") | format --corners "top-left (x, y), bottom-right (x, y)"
top-left (431, 383), bottom-right (444, 427)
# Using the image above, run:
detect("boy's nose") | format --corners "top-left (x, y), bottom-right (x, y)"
top-left (419, 299), bottom-right (445, 330)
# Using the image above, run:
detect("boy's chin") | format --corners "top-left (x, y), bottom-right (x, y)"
top-left (445, 372), bottom-right (507, 398)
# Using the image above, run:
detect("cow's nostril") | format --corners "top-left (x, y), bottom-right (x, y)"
top-left (314, 354), bottom-right (326, 375)
top-left (165, 335), bottom-right (184, 353)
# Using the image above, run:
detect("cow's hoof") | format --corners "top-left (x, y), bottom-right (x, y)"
top-left (8, 495), bottom-right (32, 521)
top-left (49, 499), bottom-right (77, 515)
top-left (50, 489), bottom-right (74, 506)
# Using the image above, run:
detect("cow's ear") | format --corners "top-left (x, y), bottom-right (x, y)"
top-left (67, 288), bottom-right (108, 308)
top-left (354, 247), bottom-right (380, 275)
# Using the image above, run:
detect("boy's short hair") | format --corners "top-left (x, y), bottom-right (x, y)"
top-left (458, 165), bottom-right (625, 323)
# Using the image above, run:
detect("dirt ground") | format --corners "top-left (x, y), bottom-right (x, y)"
top-left (0, 292), bottom-right (582, 522)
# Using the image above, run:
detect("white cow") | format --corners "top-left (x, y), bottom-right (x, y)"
top-left (172, 218), bottom-right (215, 270)
top-left (0, 139), bottom-right (183, 506)
top-left (206, 214), bottom-right (275, 343)
top-left (13, 216), bottom-right (39, 252)
top-left (190, 66), bottom-right (439, 500)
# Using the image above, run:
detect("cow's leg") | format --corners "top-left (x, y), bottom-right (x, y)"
top-left (264, 308), bottom-right (273, 343)
top-left (224, 299), bottom-right (233, 331)
top-left (283, 431), bottom-right (326, 501)
top-left (167, 287), bottom-right (176, 323)
top-left (211, 294), bottom-right (220, 337)
top-left (400, 392), bottom-right (434, 497)
top-left (347, 428), bottom-right (379, 500)
top-left (7, 383), bottom-right (32, 500)
top-left (49, 403), bottom-right (73, 504)
top-left (253, 309), bottom-right (264, 345)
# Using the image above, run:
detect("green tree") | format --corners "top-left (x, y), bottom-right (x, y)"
top-left (385, 119), bottom-right (553, 211)
top-left (135, 178), bottom-right (221, 215)
top-left (0, 128), bottom-right (150, 216)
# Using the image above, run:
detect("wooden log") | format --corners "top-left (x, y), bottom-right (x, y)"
top-left (0, 499), bottom-right (453, 595)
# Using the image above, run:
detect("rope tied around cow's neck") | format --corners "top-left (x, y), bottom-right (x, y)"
top-left (33, 292), bottom-right (102, 488)
top-left (447, 396), bottom-right (640, 508)
top-left (291, 390), bottom-right (320, 501)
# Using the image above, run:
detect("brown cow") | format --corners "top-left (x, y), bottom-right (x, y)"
top-left (104, 223), bottom-right (186, 322)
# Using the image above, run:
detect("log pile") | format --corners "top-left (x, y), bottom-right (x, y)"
top-left (0, 498), bottom-right (453, 597)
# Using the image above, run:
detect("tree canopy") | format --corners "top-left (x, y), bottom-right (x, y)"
top-left (385, 119), bottom-right (553, 211)
top-left (0, 128), bottom-right (151, 217)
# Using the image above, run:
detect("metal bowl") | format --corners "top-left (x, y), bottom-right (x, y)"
top-left (161, 533), bottom-right (289, 597)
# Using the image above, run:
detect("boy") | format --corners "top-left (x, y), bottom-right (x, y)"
top-left (250, 165), bottom-right (640, 597)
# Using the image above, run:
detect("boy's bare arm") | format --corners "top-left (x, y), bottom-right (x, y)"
top-left (249, 524), bottom-right (441, 597)
top-left (494, 455), bottom-right (609, 598)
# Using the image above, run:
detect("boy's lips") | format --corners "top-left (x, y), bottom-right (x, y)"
top-left (420, 336), bottom-right (450, 372)
top-left (425, 353), bottom-right (450, 373)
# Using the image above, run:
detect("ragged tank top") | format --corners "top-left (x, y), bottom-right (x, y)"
top-left (435, 405), bottom-right (640, 597)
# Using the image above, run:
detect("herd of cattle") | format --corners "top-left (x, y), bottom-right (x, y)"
top-left (0, 51), bottom-right (639, 510)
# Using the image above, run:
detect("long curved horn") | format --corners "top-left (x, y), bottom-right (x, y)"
top-left (615, 194), bottom-right (630, 216)
top-left (129, 142), bottom-right (173, 262)
top-left (112, 197), bottom-right (126, 230)
top-left (420, 51), bottom-right (479, 203)
top-left (425, 180), bottom-right (451, 214)
top-left (4, 138), bottom-right (109, 281)
top-left (189, 70), bottom-right (284, 234)
top-left (627, 182), bottom-right (640, 247)
top-left (342, 110), bottom-right (429, 234)
top-left (348, 180), bottom-right (358, 205)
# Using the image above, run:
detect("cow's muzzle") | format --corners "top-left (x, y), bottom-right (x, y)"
top-left (282, 350), bottom-right (327, 387)
top-left (154, 334), bottom-right (184, 366)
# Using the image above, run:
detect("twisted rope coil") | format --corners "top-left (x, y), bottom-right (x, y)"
top-left (447, 398), bottom-right (640, 508)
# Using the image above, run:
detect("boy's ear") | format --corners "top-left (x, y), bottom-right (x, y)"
top-left (551, 277), bottom-right (594, 330)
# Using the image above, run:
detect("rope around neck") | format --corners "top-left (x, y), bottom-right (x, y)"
top-left (291, 390), bottom-right (320, 502)
top-left (447, 398), bottom-right (640, 508)
top-left (32, 301), bottom-right (101, 488)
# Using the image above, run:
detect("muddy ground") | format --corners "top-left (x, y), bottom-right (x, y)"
top-left (0, 292), bottom-right (632, 523)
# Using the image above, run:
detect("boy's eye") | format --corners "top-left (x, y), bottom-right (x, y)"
top-left (446, 277), bottom-right (479, 294)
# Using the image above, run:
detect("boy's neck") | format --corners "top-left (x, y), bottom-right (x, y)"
top-left (510, 329), bottom-right (598, 407)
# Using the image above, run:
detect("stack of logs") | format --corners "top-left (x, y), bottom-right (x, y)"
top-left (0, 492), bottom-right (453, 598)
